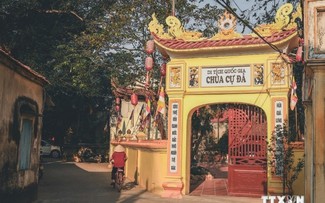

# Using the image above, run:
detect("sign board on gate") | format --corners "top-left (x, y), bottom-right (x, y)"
top-left (201, 66), bottom-right (251, 87)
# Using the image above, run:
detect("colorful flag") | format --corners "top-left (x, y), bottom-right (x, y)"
top-left (139, 104), bottom-right (144, 116)
top-left (129, 109), bottom-right (134, 127)
top-left (129, 109), bottom-right (134, 120)
top-left (290, 77), bottom-right (298, 110)
top-left (122, 120), bottom-right (126, 134)
top-left (144, 98), bottom-right (151, 119)
top-left (156, 87), bottom-right (166, 117)
top-left (117, 113), bottom-right (122, 128)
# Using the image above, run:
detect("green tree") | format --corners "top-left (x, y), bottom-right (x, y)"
top-left (191, 106), bottom-right (215, 163)
top-left (268, 123), bottom-right (305, 195)
top-left (0, 0), bottom-right (303, 144)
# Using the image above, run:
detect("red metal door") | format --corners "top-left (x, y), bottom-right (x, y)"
top-left (227, 104), bottom-right (267, 196)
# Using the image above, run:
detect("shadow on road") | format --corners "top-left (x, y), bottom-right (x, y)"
top-left (34, 158), bottom-right (123, 203)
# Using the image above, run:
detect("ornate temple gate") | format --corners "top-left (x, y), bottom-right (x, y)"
top-left (225, 104), bottom-right (267, 196)
top-left (146, 3), bottom-right (302, 198)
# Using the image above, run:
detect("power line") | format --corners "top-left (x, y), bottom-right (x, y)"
top-left (216, 0), bottom-right (284, 54)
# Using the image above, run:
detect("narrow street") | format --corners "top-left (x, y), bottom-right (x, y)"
top-left (35, 159), bottom-right (120, 202)
top-left (31, 158), bottom-right (262, 203)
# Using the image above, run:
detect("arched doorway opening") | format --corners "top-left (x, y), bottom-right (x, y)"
top-left (190, 103), bottom-right (267, 197)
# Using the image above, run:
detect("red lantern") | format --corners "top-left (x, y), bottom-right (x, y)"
top-left (115, 97), bottom-right (121, 105)
top-left (145, 40), bottom-right (155, 54)
top-left (145, 56), bottom-right (153, 71)
top-left (160, 63), bottom-right (166, 76)
top-left (131, 93), bottom-right (138, 106)
top-left (115, 105), bottom-right (120, 112)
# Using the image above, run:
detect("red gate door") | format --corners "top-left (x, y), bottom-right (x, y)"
top-left (227, 104), bottom-right (267, 196)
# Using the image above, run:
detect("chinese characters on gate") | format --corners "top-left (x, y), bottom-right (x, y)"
top-left (170, 102), bottom-right (179, 173)
top-left (274, 101), bottom-right (284, 176)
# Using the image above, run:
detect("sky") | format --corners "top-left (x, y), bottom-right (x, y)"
top-left (197, 0), bottom-right (256, 34)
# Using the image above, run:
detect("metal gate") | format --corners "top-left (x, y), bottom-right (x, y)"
top-left (225, 104), bottom-right (267, 196)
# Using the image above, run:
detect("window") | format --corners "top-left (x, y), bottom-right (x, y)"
top-left (18, 118), bottom-right (34, 170)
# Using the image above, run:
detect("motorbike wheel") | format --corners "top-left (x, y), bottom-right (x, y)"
top-left (115, 172), bottom-right (124, 192)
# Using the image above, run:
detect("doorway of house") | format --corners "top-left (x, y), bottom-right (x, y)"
top-left (190, 103), bottom-right (267, 196)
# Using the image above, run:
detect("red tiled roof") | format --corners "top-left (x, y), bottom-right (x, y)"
top-left (111, 79), bottom-right (156, 99)
top-left (0, 49), bottom-right (49, 85)
top-left (152, 28), bottom-right (297, 51)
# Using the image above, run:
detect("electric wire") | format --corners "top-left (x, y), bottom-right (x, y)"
top-left (216, 0), bottom-right (285, 54)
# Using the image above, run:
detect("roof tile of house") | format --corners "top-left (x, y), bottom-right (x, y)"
top-left (0, 48), bottom-right (49, 85)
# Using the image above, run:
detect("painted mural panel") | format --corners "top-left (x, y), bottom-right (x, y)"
top-left (271, 63), bottom-right (286, 85)
top-left (189, 67), bottom-right (199, 87)
top-left (169, 66), bottom-right (182, 88)
top-left (253, 64), bottom-right (264, 86)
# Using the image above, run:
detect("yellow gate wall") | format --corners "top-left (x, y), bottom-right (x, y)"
top-left (122, 146), bottom-right (167, 195)
top-left (165, 53), bottom-right (301, 195)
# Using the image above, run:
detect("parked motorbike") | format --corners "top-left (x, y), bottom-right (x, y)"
top-left (74, 147), bottom-right (102, 163)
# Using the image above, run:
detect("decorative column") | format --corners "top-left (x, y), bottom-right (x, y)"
top-left (161, 63), bottom-right (185, 199)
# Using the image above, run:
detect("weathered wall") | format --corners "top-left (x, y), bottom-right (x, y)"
top-left (0, 62), bottom-right (44, 195)
top-left (304, 1), bottom-right (325, 202)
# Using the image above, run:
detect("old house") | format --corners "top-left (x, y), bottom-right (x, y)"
top-left (304, 1), bottom-right (325, 202)
top-left (0, 49), bottom-right (49, 199)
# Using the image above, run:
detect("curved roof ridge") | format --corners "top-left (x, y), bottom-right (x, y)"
top-left (151, 28), bottom-right (297, 51)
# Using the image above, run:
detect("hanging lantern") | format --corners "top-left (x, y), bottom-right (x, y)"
top-left (115, 105), bottom-right (120, 112)
top-left (131, 93), bottom-right (138, 106)
top-left (145, 40), bottom-right (155, 54)
top-left (160, 63), bottom-right (166, 76)
top-left (115, 97), bottom-right (121, 105)
top-left (145, 56), bottom-right (154, 71)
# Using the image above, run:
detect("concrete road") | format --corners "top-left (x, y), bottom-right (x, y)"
top-left (35, 160), bottom-right (120, 203)
top-left (34, 159), bottom-right (262, 203)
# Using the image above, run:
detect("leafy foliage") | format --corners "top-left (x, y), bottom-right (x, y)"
top-left (1, 0), bottom-right (303, 144)
top-left (191, 106), bottom-right (214, 163)
top-left (268, 123), bottom-right (305, 195)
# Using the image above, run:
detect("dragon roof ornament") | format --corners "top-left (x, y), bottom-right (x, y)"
top-left (252, 3), bottom-right (302, 37)
top-left (148, 3), bottom-right (302, 41)
top-left (148, 13), bottom-right (203, 40)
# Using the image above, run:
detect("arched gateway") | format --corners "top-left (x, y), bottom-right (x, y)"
top-left (148, 3), bottom-right (302, 197)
